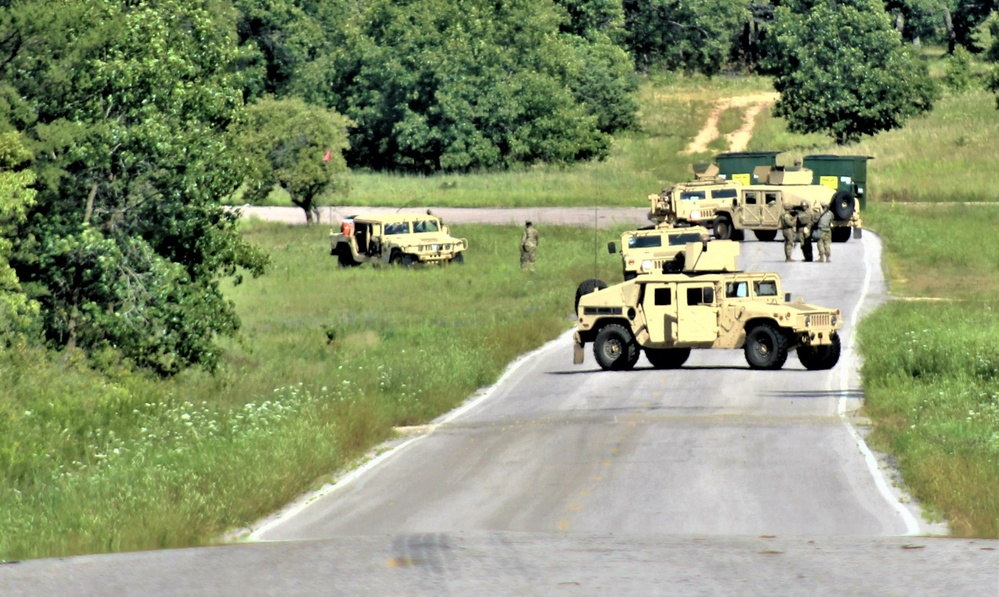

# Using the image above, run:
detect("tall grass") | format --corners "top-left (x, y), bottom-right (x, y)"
top-left (0, 223), bottom-right (623, 560)
top-left (857, 302), bottom-right (999, 537)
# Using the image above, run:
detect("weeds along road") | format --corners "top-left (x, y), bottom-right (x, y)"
top-left (2, 211), bottom-right (996, 596)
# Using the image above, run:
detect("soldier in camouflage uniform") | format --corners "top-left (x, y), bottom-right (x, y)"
top-left (520, 221), bottom-right (538, 271)
top-left (780, 207), bottom-right (798, 262)
top-left (816, 203), bottom-right (834, 262)
top-left (796, 206), bottom-right (816, 262)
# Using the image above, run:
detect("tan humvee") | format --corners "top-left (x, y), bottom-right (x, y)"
top-left (608, 224), bottom-right (711, 280)
top-left (649, 165), bottom-right (862, 243)
top-left (330, 213), bottom-right (467, 267)
top-left (572, 240), bottom-right (842, 371)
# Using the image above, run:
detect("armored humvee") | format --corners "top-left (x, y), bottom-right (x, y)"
top-left (608, 225), bottom-right (711, 281)
top-left (648, 163), bottom-right (862, 243)
top-left (573, 240), bottom-right (842, 371)
top-left (330, 213), bottom-right (467, 267)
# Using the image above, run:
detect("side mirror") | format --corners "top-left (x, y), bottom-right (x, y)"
top-left (784, 292), bottom-right (791, 302)
top-left (442, 225), bottom-right (450, 234)
top-left (607, 242), bottom-right (617, 254)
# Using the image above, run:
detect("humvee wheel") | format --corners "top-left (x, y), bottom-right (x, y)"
top-left (336, 245), bottom-right (356, 267)
top-left (391, 252), bottom-right (414, 267)
top-left (451, 252), bottom-right (464, 264)
top-left (753, 230), bottom-right (778, 242)
top-left (712, 215), bottom-right (733, 240)
top-left (831, 227), bottom-right (852, 243)
top-left (744, 323), bottom-right (789, 370)
top-left (797, 334), bottom-right (841, 370)
top-left (574, 278), bottom-right (608, 311)
top-left (645, 348), bottom-right (691, 369)
top-left (593, 324), bottom-right (640, 371)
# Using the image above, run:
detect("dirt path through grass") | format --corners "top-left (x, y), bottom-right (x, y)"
top-left (684, 92), bottom-right (780, 154)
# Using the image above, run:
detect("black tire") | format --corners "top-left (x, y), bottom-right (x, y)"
top-left (831, 190), bottom-right (855, 221)
top-left (575, 278), bottom-right (608, 311)
top-left (451, 252), bottom-right (464, 264)
top-left (336, 245), bottom-right (356, 267)
top-left (593, 324), bottom-right (640, 371)
top-left (753, 229), bottom-right (778, 242)
top-left (663, 253), bottom-right (685, 273)
top-left (831, 227), bottom-right (852, 243)
top-left (797, 333), bottom-right (841, 370)
top-left (645, 347), bottom-right (691, 369)
top-left (623, 271), bottom-right (637, 281)
top-left (743, 323), bottom-right (789, 370)
top-left (390, 251), bottom-right (413, 267)
top-left (712, 215), bottom-right (733, 240)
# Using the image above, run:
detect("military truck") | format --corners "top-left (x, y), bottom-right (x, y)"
top-left (572, 240), bottom-right (842, 371)
top-left (608, 225), bottom-right (711, 281)
top-left (330, 212), bottom-right (467, 267)
top-left (649, 163), bottom-right (862, 243)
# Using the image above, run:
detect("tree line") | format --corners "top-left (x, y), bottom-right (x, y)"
top-left (0, 0), bottom-right (996, 375)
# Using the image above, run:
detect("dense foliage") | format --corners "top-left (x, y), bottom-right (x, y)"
top-left (0, 0), bottom-right (269, 374)
top-left (239, 0), bottom-right (638, 172)
top-left (767, 0), bottom-right (937, 144)
top-left (623, 0), bottom-right (751, 75)
top-left (239, 97), bottom-right (352, 224)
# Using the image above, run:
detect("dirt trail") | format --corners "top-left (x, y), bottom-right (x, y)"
top-left (684, 92), bottom-right (780, 155)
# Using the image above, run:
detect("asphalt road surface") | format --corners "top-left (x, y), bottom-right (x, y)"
top-left (2, 212), bottom-right (996, 596)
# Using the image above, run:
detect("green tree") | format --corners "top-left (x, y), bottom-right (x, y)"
top-left (283, 0), bottom-right (623, 172)
top-left (767, 0), bottom-right (936, 144)
top-left (240, 97), bottom-right (352, 224)
top-left (0, 129), bottom-right (39, 341)
top-left (0, 0), bottom-right (268, 374)
top-left (623, 0), bottom-right (750, 74)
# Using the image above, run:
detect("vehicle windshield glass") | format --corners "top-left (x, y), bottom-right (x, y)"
top-left (628, 235), bottom-right (662, 249)
top-left (681, 191), bottom-right (706, 201)
top-left (385, 222), bottom-right (410, 235)
top-left (413, 219), bottom-right (440, 233)
top-left (755, 280), bottom-right (778, 297)
top-left (668, 232), bottom-right (703, 246)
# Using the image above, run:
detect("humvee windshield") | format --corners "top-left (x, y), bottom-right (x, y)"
top-left (668, 232), bottom-right (704, 246)
top-left (385, 222), bottom-right (410, 235)
top-left (628, 235), bottom-right (662, 249)
top-left (413, 219), bottom-right (440, 233)
top-left (754, 280), bottom-right (778, 297)
top-left (712, 189), bottom-right (738, 199)
top-left (681, 191), bottom-right (706, 201)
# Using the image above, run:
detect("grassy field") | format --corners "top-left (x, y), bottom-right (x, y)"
top-left (3, 57), bottom-right (999, 560)
top-left (0, 223), bottom-right (623, 560)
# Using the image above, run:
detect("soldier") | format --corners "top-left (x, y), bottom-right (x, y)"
top-left (796, 206), bottom-right (815, 262)
top-left (520, 221), bottom-right (539, 271)
top-left (779, 207), bottom-right (798, 262)
top-left (816, 203), bottom-right (834, 262)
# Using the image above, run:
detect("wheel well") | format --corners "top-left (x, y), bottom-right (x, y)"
top-left (743, 318), bottom-right (791, 342)
top-left (579, 318), bottom-right (631, 344)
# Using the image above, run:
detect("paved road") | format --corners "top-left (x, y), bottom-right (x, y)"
top-left (2, 215), bottom-right (996, 596)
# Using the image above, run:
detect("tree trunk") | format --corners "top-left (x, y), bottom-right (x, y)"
top-left (943, 7), bottom-right (955, 54)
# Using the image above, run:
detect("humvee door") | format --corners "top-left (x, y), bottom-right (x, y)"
top-left (678, 282), bottom-right (719, 343)
top-left (738, 190), bottom-right (783, 228)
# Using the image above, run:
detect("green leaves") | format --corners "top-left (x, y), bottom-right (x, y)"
top-left (240, 96), bottom-right (353, 223)
top-left (1, 0), bottom-right (268, 374)
top-left (767, 0), bottom-right (937, 144)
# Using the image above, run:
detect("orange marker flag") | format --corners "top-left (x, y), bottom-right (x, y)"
top-left (322, 149), bottom-right (332, 163)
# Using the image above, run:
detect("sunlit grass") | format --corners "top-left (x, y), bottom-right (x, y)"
top-left (0, 222), bottom-right (625, 560)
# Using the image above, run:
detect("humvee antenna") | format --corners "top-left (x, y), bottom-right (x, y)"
top-left (593, 206), bottom-right (599, 279)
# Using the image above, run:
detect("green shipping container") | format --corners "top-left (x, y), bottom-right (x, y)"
top-left (803, 155), bottom-right (872, 210)
top-left (715, 151), bottom-right (780, 186)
